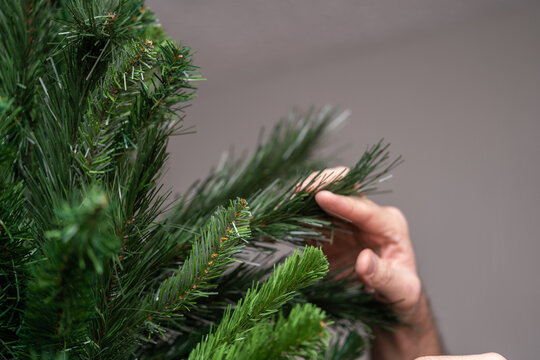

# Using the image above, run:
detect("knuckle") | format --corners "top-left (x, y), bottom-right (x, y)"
top-left (384, 206), bottom-right (405, 219)
top-left (384, 206), bottom-right (410, 233)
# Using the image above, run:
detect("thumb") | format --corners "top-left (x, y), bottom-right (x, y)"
top-left (355, 248), bottom-right (421, 311)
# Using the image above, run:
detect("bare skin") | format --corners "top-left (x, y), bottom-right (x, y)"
top-left (307, 167), bottom-right (506, 360)
top-left (416, 355), bottom-right (507, 360)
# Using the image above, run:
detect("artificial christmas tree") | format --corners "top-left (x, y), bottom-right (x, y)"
top-left (1, 1), bottom-right (401, 359)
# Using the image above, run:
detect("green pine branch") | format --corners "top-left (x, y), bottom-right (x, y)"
top-left (149, 198), bottom-right (251, 316)
top-left (0, 102), bottom-right (32, 357)
top-left (0, 0), bottom-right (56, 127)
top-left (140, 137), bottom-right (401, 358)
top-left (189, 246), bottom-right (329, 359)
top-left (57, 0), bottom-right (156, 52)
top-left (22, 188), bottom-right (120, 357)
top-left (134, 252), bottom-right (280, 359)
top-left (212, 303), bottom-right (330, 360)
top-left (324, 330), bottom-right (367, 360)
top-left (87, 127), bottom-right (178, 359)
top-left (0, 177), bottom-right (30, 334)
top-left (157, 108), bottom-right (349, 277)
top-left (299, 270), bottom-right (401, 331)
top-left (168, 107), bottom-right (345, 229)
top-left (55, 0), bottom-right (155, 92)
top-left (248, 140), bottom-right (402, 243)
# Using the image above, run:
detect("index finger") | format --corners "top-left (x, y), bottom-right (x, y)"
top-left (315, 190), bottom-right (393, 238)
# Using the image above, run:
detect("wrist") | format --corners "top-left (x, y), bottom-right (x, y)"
top-left (401, 291), bottom-right (432, 326)
top-left (371, 292), bottom-right (443, 359)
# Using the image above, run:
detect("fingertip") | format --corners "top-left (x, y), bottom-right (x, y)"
top-left (315, 190), bottom-right (341, 209)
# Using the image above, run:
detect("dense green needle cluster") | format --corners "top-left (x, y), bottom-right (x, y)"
top-left (1, 1), bottom-right (401, 359)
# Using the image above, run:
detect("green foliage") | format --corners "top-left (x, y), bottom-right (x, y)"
top-left (300, 269), bottom-right (401, 330)
top-left (150, 199), bottom-right (251, 316)
top-left (248, 140), bottom-right (401, 242)
top-left (189, 246), bottom-right (329, 359)
top-left (0, 101), bottom-right (31, 356)
top-left (0, 0), bottom-right (401, 359)
top-left (23, 188), bottom-right (119, 357)
top-left (0, 0), bottom-right (55, 129)
top-left (0, 94), bottom-right (31, 355)
top-left (324, 331), bottom-right (367, 360)
top-left (212, 303), bottom-right (330, 360)
top-left (170, 107), bottom-right (341, 227)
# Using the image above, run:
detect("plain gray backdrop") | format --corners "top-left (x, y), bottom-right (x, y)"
top-left (148, 1), bottom-right (540, 358)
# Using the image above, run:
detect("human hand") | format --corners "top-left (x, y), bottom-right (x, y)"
top-left (305, 168), bottom-right (505, 360)
top-left (310, 168), bottom-right (421, 320)
top-left (415, 353), bottom-right (507, 360)
top-left (304, 167), bottom-right (442, 359)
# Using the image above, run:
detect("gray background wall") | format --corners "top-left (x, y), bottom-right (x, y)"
top-left (147, 1), bottom-right (540, 358)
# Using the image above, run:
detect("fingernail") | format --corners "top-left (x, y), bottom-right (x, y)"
top-left (366, 252), bottom-right (376, 277)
